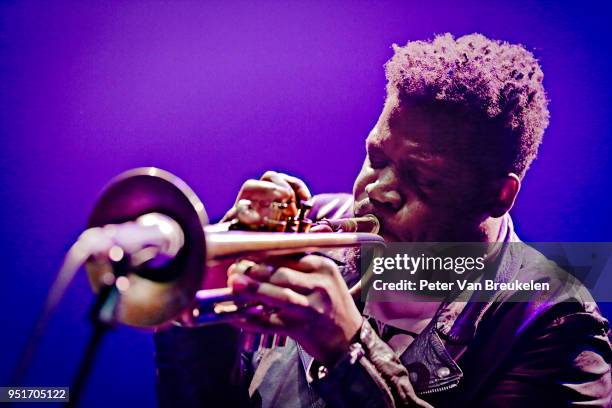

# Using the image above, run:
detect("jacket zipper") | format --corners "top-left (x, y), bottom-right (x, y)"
top-left (418, 379), bottom-right (460, 395)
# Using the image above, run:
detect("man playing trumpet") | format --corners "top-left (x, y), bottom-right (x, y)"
top-left (155, 33), bottom-right (612, 407)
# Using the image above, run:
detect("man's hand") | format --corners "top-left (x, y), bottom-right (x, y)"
top-left (228, 255), bottom-right (363, 366)
top-left (222, 171), bottom-right (312, 225)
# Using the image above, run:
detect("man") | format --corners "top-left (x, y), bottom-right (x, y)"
top-left (155, 33), bottom-right (612, 407)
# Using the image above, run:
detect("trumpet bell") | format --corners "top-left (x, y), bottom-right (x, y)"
top-left (86, 167), bottom-right (208, 327)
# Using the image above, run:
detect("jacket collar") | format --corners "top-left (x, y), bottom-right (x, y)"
top-left (399, 214), bottom-right (524, 394)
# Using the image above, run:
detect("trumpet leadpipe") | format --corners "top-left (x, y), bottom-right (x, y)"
top-left (204, 228), bottom-right (383, 262)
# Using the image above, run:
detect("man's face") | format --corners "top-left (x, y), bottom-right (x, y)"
top-left (353, 95), bottom-right (487, 242)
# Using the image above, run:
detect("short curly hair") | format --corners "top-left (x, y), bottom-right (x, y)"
top-left (385, 33), bottom-right (549, 178)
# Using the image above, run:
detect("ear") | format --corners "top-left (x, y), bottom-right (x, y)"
top-left (489, 173), bottom-right (521, 218)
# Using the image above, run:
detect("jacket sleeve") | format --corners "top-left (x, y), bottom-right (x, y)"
top-left (308, 319), bottom-right (433, 408)
top-left (154, 324), bottom-right (251, 407)
top-left (474, 304), bottom-right (612, 407)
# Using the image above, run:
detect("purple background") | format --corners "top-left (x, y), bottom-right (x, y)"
top-left (1, 1), bottom-right (611, 406)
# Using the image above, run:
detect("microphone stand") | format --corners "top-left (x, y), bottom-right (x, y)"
top-left (67, 257), bottom-right (127, 408)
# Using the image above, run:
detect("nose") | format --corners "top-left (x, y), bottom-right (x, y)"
top-left (365, 169), bottom-right (402, 211)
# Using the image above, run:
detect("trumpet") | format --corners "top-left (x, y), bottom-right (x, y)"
top-left (83, 167), bottom-right (384, 330)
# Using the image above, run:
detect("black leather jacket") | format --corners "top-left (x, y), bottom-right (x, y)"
top-left (155, 193), bottom-right (612, 407)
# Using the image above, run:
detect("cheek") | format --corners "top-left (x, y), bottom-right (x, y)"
top-left (396, 199), bottom-right (473, 241)
top-left (392, 200), bottom-right (436, 235)
top-left (396, 200), bottom-right (428, 224)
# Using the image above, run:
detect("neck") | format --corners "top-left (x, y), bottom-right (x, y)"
top-left (480, 215), bottom-right (506, 243)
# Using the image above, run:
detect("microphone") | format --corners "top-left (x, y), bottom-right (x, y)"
top-left (79, 212), bottom-right (184, 273)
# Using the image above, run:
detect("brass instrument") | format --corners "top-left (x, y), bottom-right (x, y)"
top-left (83, 167), bottom-right (384, 332)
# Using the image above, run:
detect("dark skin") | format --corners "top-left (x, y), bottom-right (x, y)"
top-left (226, 92), bottom-right (521, 368)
